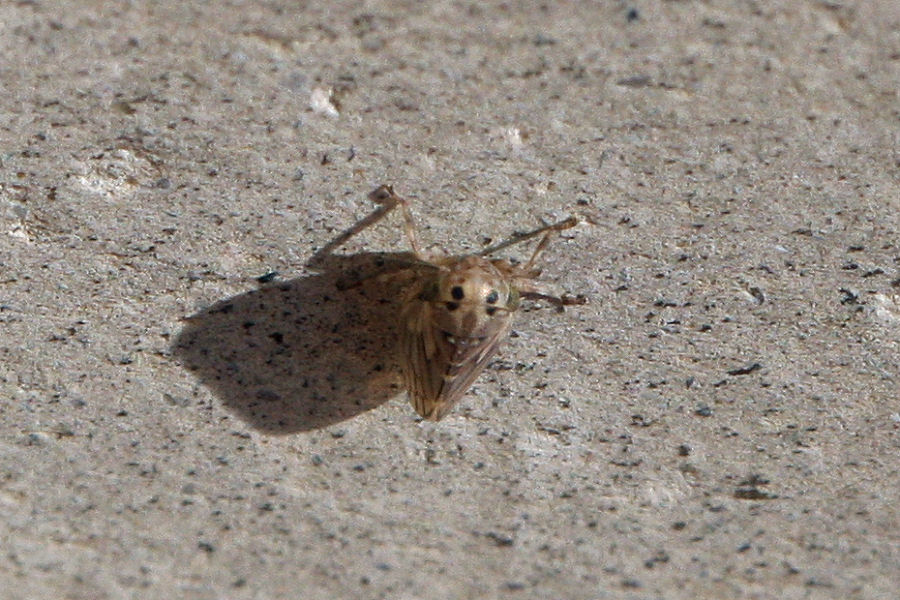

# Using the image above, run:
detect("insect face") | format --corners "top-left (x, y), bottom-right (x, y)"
top-left (422, 256), bottom-right (518, 340)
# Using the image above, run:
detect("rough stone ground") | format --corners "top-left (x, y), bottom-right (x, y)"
top-left (1, 1), bottom-right (898, 599)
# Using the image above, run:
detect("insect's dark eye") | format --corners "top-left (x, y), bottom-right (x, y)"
top-left (486, 306), bottom-right (497, 316)
top-left (486, 290), bottom-right (499, 304)
top-left (445, 302), bottom-right (459, 311)
top-left (451, 286), bottom-right (465, 300)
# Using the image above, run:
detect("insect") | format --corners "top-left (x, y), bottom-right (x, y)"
top-left (314, 184), bottom-right (585, 421)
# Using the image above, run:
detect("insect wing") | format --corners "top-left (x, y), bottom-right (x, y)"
top-left (401, 300), bottom-right (510, 420)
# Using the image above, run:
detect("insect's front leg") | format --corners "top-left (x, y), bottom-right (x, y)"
top-left (310, 185), bottom-right (435, 292)
top-left (479, 217), bottom-right (577, 260)
top-left (368, 185), bottom-right (423, 257)
top-left (310, 184), bottom-right (424, 267)
top-left (518, 288), bottom-right (588, 310)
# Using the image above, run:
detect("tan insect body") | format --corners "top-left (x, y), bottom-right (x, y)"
top-left (315, 185), bottom-right (584, 421)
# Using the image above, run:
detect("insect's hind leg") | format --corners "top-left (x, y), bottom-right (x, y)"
top-left (310, 184), bottom-right (424, 266)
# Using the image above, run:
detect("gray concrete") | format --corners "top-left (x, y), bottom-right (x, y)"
top-left (2, 1), bottom-right (898, 598)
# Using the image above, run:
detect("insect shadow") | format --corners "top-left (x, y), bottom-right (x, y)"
top-left (172, 250), bottom-right (418, 433)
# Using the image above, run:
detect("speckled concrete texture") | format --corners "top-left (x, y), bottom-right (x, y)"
top-left (2, 1), bottom-right (899, 599)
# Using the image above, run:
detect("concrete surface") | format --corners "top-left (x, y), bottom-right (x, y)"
top-left (2, 1), bottom-right (899, 599)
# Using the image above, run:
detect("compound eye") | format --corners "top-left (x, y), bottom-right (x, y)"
top-left (485, 290), bottom-right (499, 304)
top-left (451, 286), bottom-right (465, 300)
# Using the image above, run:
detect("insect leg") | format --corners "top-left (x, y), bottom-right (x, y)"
top-left (368, 184), bottom-right (423, 257)
top-left (479, 217), bottom-right (577, 259)
top-left (310, 184), bottom-right (423, 265)
top-left (501, 217), bottom-right (585, 309)
top-left (518, 289), bottom-right (587, 308)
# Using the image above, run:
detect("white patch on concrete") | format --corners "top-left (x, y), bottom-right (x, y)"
top-left (74, 148), bottom-right (156, 198)
top-left (871, 293), bottom-right (900, 325)
top-left (504, 127), bottom-right (524, 151)
top-left (310, 87), bottom-right (339, 117)
top-left (7, 224), bottom-right (34, 244)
